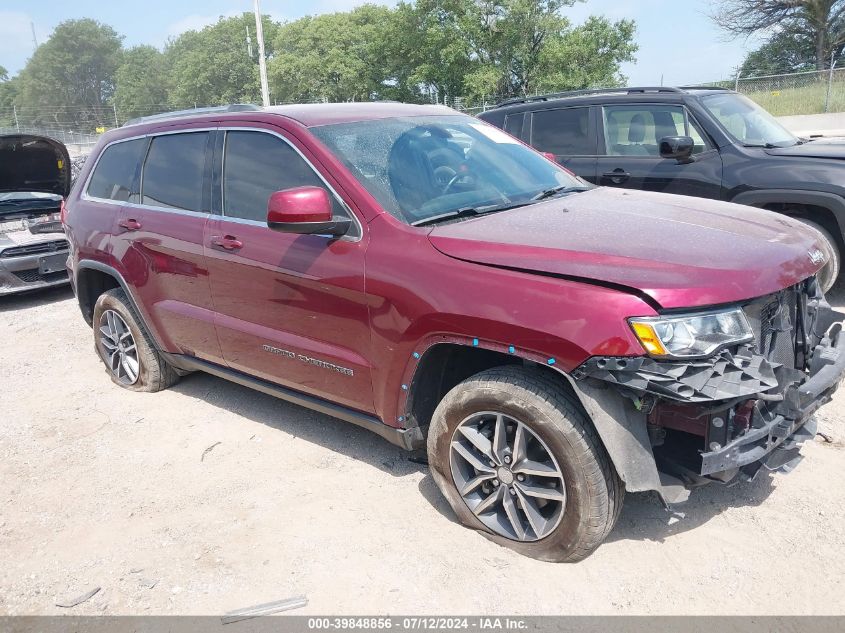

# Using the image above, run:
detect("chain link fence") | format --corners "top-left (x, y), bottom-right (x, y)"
top-left (696, 68), bottom-right (845, 116)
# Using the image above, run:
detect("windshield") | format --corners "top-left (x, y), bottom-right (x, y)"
top-left (700, 92), bottom-right (797, 147)
top-left (311, 115), bottom-right (584, 224)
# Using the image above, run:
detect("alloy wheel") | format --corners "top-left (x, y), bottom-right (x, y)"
top-left (449, 411), bottom-right (566, 542)
top-left (98, 309), bottom-right (140, 385)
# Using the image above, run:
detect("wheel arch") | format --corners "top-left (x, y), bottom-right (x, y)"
top-left (731, 189), bottom-right (845, 253)
top-left (75, 261), bottom-right (158, 345)
top-left (403, 341), bottom-right (674, 501)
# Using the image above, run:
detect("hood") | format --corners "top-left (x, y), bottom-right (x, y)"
top-left (427, 188), bottom-right (826, 310)
top-left (765, 137), bottom-right (845, 160)
top-left (0, 134), bottom-right (71, 198)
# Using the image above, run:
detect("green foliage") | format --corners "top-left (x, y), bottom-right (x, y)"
top-left (113, 46), bottom-right (169, 121)
top-left (0, 72), bottom-right (17, 127)
top-left (269, 5), bottom-right (400, 102)
top-left (392, 0), bottom-right (636, 102)
top-left (15, 19), bottom-right (123, 129)
top-left (740, 26), bottom-right (845, 76)
top-left (7, 2), bottom-right (638, 129)
top-left (165, 13), bottom-right (279, 107)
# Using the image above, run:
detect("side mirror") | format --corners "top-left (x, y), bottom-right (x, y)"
top-left (659, 136), bottom-right (695, 163)
top-left (266, 186), bottom-right (351, 237)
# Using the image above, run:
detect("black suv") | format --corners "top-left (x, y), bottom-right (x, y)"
top-left (478, 86), bottom-right (845, 291)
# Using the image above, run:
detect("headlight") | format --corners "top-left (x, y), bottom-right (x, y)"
top-left (629, 308), bottom-right (753, 358)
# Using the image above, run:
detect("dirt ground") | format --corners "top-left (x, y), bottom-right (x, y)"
top-left (1, 284), bottom-right (843, 616)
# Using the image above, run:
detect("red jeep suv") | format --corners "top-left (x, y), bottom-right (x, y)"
top-left (64, 102), bottom-right (845, 561)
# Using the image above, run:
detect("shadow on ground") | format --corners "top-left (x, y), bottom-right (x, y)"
top-left (0, 284), bottom-right (73, 312)
top-left (173, 369), bottom-right (782, 550)
top-left (171, 371), bottom-right (425, 479)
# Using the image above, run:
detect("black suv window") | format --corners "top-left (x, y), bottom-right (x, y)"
top-left (86, 138), bottom-right (147, 202)
top-left (503, 113), bottom-right (525, 139)
top-left (222, 130), bottom-right (339, 223)
top-left (142, 132), bottom-right (209, 212)
top-left (531, 107), bottom-right (592, 156)
top-left (602, 105), bottom-right (709, 157)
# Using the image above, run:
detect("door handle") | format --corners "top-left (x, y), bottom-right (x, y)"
top-left (211, 235), bottom-right (244, 250)
top-left (118, 218), bottom-right (142, 231)
top-left (601, 169), bottom-right (631, 185)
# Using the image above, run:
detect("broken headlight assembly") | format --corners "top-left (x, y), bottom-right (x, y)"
top-left (629, 308), bottom-right (754, 358)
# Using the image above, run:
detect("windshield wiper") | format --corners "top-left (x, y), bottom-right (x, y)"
top-left (532, 185), bottom-right (590, 201)
top-left (411, 202), bottom-right (528, 227)
top-left (743, 142), bottom-right (780, 149)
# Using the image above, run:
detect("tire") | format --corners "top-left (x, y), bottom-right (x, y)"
top-left (427, 366), bottom-right (623, 562)
top-left (797, 219), bottom-right (841, 293)
top-left (92, 287), bottom-right (179, 392)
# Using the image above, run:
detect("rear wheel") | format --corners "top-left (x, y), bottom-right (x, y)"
top-left (92, 288), bottom-right (178, 392)
top-left (797, 219), bottom-right (840, 293)
top-left (427, 366), bottom-right (623, 562)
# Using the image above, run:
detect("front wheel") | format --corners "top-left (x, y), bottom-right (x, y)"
top-left (427, 366), bottom-right (623, 562)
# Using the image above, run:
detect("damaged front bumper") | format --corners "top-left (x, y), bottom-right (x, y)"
top-left (573, 285), bottom-right (845, 489)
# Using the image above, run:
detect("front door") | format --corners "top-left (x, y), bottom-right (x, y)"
top-left (112, 130), bottom-right (223, 364)
top-left (204, 126), bottom-right (374, 414)
top-left (595, 104), bottom-right (723, 199)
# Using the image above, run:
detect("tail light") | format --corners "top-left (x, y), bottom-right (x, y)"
top-left (60, 199), bottom-right (67, 226)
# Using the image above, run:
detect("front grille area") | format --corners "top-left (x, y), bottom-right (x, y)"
top-left (0, 239), bottom-right (68, 258)
top-left (11, 269), bottom-right (68, 284)
top-left (743, 280), bottom-right (816, 371)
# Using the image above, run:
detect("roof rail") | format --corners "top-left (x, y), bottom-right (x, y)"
top-left (494, 86), bottom-right (687, 108)
top-left (122, 104), bottom-right (262, 127)
top-left (676, 85), bottom-right (734, 91)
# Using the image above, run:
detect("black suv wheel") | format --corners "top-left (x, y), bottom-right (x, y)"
top-left (92, 288), bottom-right (179, 392)
top-left (427, 366), bottom-right (623, 562)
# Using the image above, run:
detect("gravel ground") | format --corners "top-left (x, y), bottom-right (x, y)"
top-left (0, 284), bottom-right (843, 616)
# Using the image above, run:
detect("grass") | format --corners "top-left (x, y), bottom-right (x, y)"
top-left (742, 80), bottom-right (845, 116)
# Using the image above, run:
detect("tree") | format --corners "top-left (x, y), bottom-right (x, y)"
top-left (165, 13), bottom-right (279, 107)
top-left (15, 19), bottom-right (123, 130)
top-left (269, 5), bottom-right (401, 103)
top-left (113, 46), bottom-right (169, 123)
top-left (712, 0), bottom-right (845, 70)
top-left (0, 67), bottom-right (18, 128)
top-left (401, 0), bottom-right (637, 102)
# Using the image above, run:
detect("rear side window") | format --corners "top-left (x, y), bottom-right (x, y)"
top-left (222, 130), bottom-right (335, 222)
top-left (86, 138), bottom-right (147, 202)
top-left (531, 107), bottom-right (592, 156)
top-left (503, 113), bottom-right (525, 139)
top-left (142, 132), bottom-right (209, 212)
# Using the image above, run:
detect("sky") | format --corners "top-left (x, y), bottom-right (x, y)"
top-left (0, 0), bottom-right (761, 87)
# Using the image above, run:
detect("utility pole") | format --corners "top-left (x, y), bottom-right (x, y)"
top-left (246, 25), bottom-right (253, 58)
top-left (734, 71), bottom-right (741, 92)
top-left (253, 0), bottom-right (270, 107)
top-left (30, 21), bottom-right (38, 49)
top-left (113, 104), bottom-right (119, 127)
top-left (13, 105), bottom-right (19, 132)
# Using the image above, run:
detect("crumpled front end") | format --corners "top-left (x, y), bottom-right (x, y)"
top-left (573, 277), bottom-right (845, 486)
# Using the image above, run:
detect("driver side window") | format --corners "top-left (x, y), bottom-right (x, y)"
top-left (222, 130), bottom-right (345, 223)
top-left (602, 105), bottom-right (710, 157)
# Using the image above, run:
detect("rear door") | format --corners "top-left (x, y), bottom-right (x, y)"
top-left (528, 106), bottom-right (598, 182)
top-left (595, 103), bottom-right (723, 199)
top-left (204, 125), bottom-right (374, 414)
top-left (112, 129), bottom-right (223, 364)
